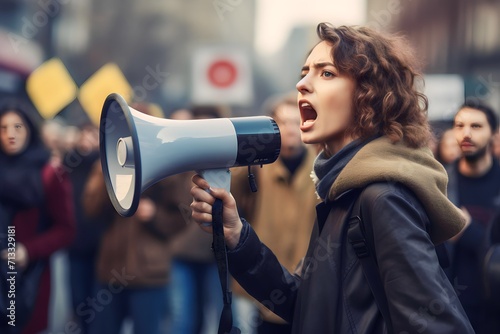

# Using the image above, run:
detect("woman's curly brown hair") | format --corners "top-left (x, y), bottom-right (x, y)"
top-left (316, 23), bottom-right (430, 148)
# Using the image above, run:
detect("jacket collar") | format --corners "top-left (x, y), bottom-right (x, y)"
top-left (314, 136), bottom-right (465, 244)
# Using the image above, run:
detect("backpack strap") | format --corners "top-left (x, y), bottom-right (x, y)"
top-left (347, 194), bottom-right (394, 334)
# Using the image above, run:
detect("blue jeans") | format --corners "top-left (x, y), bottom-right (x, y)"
top-left (169, 259), bottom-right (223, 334)
top-left (68, 254), bottom-right (99, 334)
top-left (88, 284), bottom-right (169, 334)
top-left (233, 295), bottom-right (258, 334)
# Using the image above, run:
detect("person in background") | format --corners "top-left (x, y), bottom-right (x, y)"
top-left (444, 101), bottom-right (500, 334)
top-left (491, 129), bottom-right (500, 162)
top-left (488, 210), bottom-right (500, 248)
top-left (40, 118), bottom-right (67, 165)
top-left (82, 103), bottom-right (189, 334)
top-left (231, 92), bottom-right (319, 334)
top-left (435, 128), bottom-right (461, 167)
top-left (0, 101), bottom-right (76, 334)
top-left (169, 105), bottom-right (228, 334)
top-left (169, 108), bottom-right (193, 120)
top-left (62, 121), bottom-right (104, 334)
top-left (483, 208), bottom-right (500, 333)
top-left (190, 23), bottom-right (473, 333)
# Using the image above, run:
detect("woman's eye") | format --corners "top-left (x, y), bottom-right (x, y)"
top-left (322, 71), bottom-right (335, 78)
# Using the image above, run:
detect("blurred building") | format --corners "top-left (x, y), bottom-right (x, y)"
top-left (259, 24), bottom-right (318, 95)
top-left (70, 0), bottom-right (258, 113)
top-left (0, 0), bottom-right (263, 120)
top-left (0, 1), bottom-right (46, 123)
top-left (366, 0), bottom-right (500, 117)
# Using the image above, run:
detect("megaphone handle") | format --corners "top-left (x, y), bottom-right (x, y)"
top-left (212, 199), bottom-right (241, 334)
top-left (197, 168), bottom-right (240, 333)
top-left (197, 169), bottom-right (231, 193)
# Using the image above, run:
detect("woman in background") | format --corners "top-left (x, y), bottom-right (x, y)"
top-left (0, 102), bottom-right (75, 333)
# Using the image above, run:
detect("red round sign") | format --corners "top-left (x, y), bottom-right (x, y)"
top-left (207, 60), bottom-right (237, 88)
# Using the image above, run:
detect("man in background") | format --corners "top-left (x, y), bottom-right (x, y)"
top-left (445, 101), bottom-right (500, 334)
top-left (231, 92), bottom-right (319, 334)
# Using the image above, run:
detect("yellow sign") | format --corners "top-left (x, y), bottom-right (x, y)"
top-left (78, 63), bottom-right (132, 126)
top-left (26, 58), bottom-right (78, 119)
top-left (147, 102), bottom-right (164, 118)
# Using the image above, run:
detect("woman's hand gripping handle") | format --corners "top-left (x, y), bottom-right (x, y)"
top-left (190, 174), bottom-right (243, 250)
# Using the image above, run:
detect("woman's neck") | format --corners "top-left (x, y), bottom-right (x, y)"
top-left (324, 135), bottom-right (357, 157)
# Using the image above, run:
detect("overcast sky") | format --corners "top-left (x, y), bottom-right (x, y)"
top-left (254, 0), bottom-right (367, 55)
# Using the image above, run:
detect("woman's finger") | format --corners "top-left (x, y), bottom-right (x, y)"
top-left (190, 200), bottom-right (214, 229)
top-left (192, 174), bottom-right (210, 190)
top-left (191, 185), bottom-right (215, 205)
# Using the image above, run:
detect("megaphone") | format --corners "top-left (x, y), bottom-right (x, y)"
top-left (100, 93), bottom-right (281, 217)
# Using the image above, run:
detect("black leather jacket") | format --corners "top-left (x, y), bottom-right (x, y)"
top-left (228, 182), bottom-right (474, 333)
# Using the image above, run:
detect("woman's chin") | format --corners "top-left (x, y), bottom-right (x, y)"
top-left (300, 135), bottom-right (319, 146)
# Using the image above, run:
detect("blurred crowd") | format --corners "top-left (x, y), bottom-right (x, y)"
top-left (1, 93), bottom-right (500, 334)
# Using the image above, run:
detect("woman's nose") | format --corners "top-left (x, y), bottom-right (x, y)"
top-left (296, 75), bottom-right (312, 94)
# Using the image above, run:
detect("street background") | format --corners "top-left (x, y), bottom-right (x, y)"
top-left (1, 0), bottom-right (500, 333)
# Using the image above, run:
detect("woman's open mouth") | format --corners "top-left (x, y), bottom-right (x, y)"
top-left (299, 100), bottom-right (317, 130)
